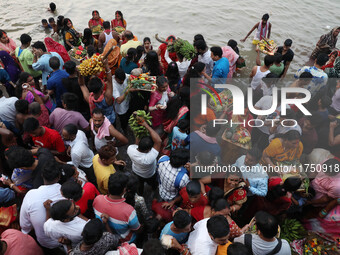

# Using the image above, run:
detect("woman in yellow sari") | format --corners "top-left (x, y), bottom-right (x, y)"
top-left (261, 130), bottom-right (303, 169)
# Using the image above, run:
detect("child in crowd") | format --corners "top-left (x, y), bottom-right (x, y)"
top-left (48, 17), bottom-right (57, 35)
top-left (171, 119), bottom-right (190, 150)
top-left (41, 19), bottom-right (51, 29)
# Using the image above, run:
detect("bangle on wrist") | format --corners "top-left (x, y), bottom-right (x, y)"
top-left (320, 209), bottom-right (327, 216)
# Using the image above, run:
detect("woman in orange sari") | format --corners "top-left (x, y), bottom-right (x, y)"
top-left (102, 39), bottom-right (121, 74)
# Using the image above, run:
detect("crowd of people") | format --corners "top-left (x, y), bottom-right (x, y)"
top-left (0, 3), bottom-right (339, 255)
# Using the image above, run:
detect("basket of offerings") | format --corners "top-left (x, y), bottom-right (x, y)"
top-left (91, 25), bottom-right (103, 35)
top-left (258, 38), bottom-right (277, 55)
top-left (128, 73), bottom-right (157, 92)
top-left (246, 217), bottom-right (281, 238)
top-left (77, 54), bottom-right (104, 76)
top-left (114, 26), bottom-right (125, 34)
top-left (208, 89), bottom-right (233, 113)
top-left (68, 46), bottom-right (87, 65)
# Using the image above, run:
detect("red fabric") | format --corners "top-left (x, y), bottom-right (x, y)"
top-left (44, 37), bottom-right (70, 63)
top-left (76, 182), bottom-right (100, 214)
top-left (36, 105), bottom-right (50, 128)
top-left (31, 127), bottom-right (66, 153)
top-left (158, 43), bottom-right (177, 72)
top-left (151, 200), bottom-right (174, 222)
top-left (179, 187), bottom-right (208, 209)
top-left (190, 206), bottom-right (205, 222)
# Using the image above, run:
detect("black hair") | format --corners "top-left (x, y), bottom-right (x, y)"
top-left (207, 215), bottom-right (230, 238)
top-left (87, 45), bottom-right (95, 58)
top-left (169, 148), bottom-right (190, 168)
top-left (0, 89), bottom-right (2, 97)
top-left (64, 61), bottom-right (76, 75)
top-left (166, 86), bottom-right (190, 120)
top-left (143, 37), bottom-right (151, 44)
top-left (88, 77), bottom-right (103, 93)
top-left (228, 39), bottom-right (239, 54)
top-left (23, 117), bottom-right (40, 132)
top-left (103, 21), bottom-right (110, 30)
top-left (63, 18), bottom-right (73, 31)
top-left (50, 199), bottom-right (72, 221)
top-left (211, 198), bottom-right (230, 212)
top-left (284, 39), bottom-right (292, 47)
top-left (92, 10), bottom-right (99, 16)
top-left (92, 107), bottom-right (104, 116)
top-left (262, 13), bottom-right (270, 21)
top-left (63, 123), bottom-right (78, 137)
top-left (59, 164), bottom-right (76, 184)
top-left (282, 130), bottom-right (300, 141)
top-left (82, 219), bottom-right (106, 246)
top-left (48, 17), bottom-right (55, 23)
top-left (32, 41), bottom-right (46, 52)
top-left (49, 56), bottom-right (60, 70)
top-left (320, 95), bottom-right (332, 108)
top-left (316, 53), bottom-right (329, 66)
top-left (82, 28), bottom-right (93, 47)
top-left (5, 146), bottom-right (35, 169)
top-left (61, 180), bottom-right (83, 202)
top-left (15, 99), bottom-right (29, 114)
top-left (124, 31), bottom-right (134, 41)
top-left (141, 239), bottom-right (165, 255)
top-left (126, 47), bottom-right (137, 65)
top-left (20, 34), bottom-right (32, 45)
top-left (283, 176), bottom-right (302, 192)
top-left (28, 102), bottom-right (40, 116)
top-left (193, 61), bottom-right (206, 73)
top-left (165, 61), bottom-right (180, 91)
top-left (0, 30), bottom-right (7, 39)
top-left (98, 142), bottom-right (117, 160)
top-left (124, 174), bottom-right (139, 207)
top-left (194, 34), bottom-right (205, 42)
top-left (206, 120), bottom-right (221, 137)
top-left (211, 46), bottom-right (223, 58)
top-left (173, 210), bottom-right (191, 229)
top-left (42, 160), bottom-right (61, 182)
top-left (299, 71), bottom-right (313, 80)
top-left (196, 151), bottom-right (216, 166)
top-left (208, 187), bottom-right (224, 207)
top-left (255, 211), bottom-right (278, 238)
top-left (273, 53), bottom-right (282, 64)
top-left (49, 2), bottom-right (56, 12)
top-left (15, 72), bottom-right (30, 96)
top-left (115, 10), bottom-right (124, 22)
top-left (115, 67), bottom-right (126, 81)
top-left (264, 55), bottom-right (275, 67)
top-left (144, 50), bottom-right (161, 76)
top-left (323, 158), bottom-right (340, 177)
top-left (307, 113), bottom-right (323, 127)
top-left (186, 180), bottom-right (201, 196)
top-left (42, 19), bottom-right (48, 24)
top-left (138, 136), bottom-right (154, 152)
top-left (177, 119), bottom-right (190, 132)
top-left (247, 146), bottom-right (262, 161)
top-left (136, 46), bottom-right (144, 63)
top-left (194, 40), bottom-right (207, 51)
top-left (57, 16), bottom-right (64, 34)
top-left (108, 172), bottom-right (129, 196)
top-left (227, 243), bottom-right (252, 255)
top-left (62, 92), bottom-right (78, 110)
top-left (262, 72), bottom-right (279, 87)
top-left (156, 76), bottom-right (168, 88)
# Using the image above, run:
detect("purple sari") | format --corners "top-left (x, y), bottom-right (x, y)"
top-left (0, 51), bottom-right (21, 95)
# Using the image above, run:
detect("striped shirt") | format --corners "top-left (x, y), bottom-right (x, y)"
top-left (93, 195), bottom-right (140, 243)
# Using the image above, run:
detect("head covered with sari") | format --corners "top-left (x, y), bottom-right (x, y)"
top-left (102, 39), bottom-right (122, 74)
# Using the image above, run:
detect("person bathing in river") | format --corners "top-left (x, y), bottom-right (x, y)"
top-left (310, 27), bottom-right (340, 60)
top-left (241, 13), bottom-right (272, 44)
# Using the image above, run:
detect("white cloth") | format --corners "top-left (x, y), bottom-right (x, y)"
top-left (20, 183), bottom-right (64, 249)
top-left (44, 217), bottom-right (88, 251)
top-left (112, 75), bottom-right (130, 115)
top-left (186, 218), bottom-right (217, 255)
top-left (127, 145), bottom-right (159, 178)
top-left (104, 32), bottom-right (113, 47)
top-left (69, 130), bottom-right (94, 168)
top-left (250, 66), bottom-right (270, 90)
top-left (234, 234), bottom-right (291, 255)
top-left (254, 21), bottom-right (270, 41)
top-left (105, 249), bottom-right (143, 255)
top-left (198, 50), bottom-right (214, 76)
top-left (0, 96), bottom-right (18, 125)
top-left (92, 129), bottom-right (116, 152)
top-left (164, 50), bottom-right (191, 78)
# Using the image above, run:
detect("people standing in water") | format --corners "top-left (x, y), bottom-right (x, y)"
top-left (241, 13), bottom-right (272, 44)
top-left (310, 27), bottom-right (340, 60)
top-left (111, 10), bottom-right (127, 29)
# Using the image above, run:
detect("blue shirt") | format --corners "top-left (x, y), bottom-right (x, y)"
top-left (47, 69), bottom-right (69, 107)
top-left (190, 131), bottom-right (221, 158)
top-left (32, 52), bottom-right (64, 86)
top-left (171, 126), bottom-right (189, 150)
top-left (120, 58), bottom-right (138, 74)
top-left (160, 221), bottom-right (189, 244)
top-left (212, 57), bottom-right (229, 79)
top-left (0, 187), bottom-right (15, 204)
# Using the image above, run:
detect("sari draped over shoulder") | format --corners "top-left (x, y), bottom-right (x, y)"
top-left (102, 39), bottom-right (122, 74)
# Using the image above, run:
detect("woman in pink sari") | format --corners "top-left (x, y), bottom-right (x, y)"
top-left (0, 30), bottom-right (16, 54)
top-left (304, 158), bottom-right (340, 243)
top-left (222, 40), bottom-right (239, 78)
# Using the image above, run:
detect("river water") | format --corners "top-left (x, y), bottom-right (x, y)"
top-left (1, 0), bottom-right (339, 77)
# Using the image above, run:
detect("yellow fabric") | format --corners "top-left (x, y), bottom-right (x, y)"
top-left (252, 39), bottom-right (260, 45)
top-left (65, 31), bottom-right (73, 41)
top-left (216, 241), bottom-right (232, 255)
top-left (120, 40), bottom-right (142, 58)
top-left (261, 138), bottom-right (303, 165)
top-left (93, 154), bottom-right (116, 194)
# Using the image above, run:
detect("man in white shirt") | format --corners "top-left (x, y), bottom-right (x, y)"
top-left (234, 211), bottom-right (291, 255)
top-left (20, 160), bottom-right (64, 253)
top-left (187, 215), bottom-right (230, 255)
top-left (194, 40), bottom-right (214, 76)
top-left (62, 124), bottom-right (96, 185)
top-left (164, 48), bottom-right (191, 78)
top-left (127, 121), bottom-right (161, 195)
top-left (112, 68), bottom-right (132, 132)
top-left (0, 89), bottom-right (18, 125)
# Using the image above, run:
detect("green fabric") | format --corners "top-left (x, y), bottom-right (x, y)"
top-left (15, 47), bottom-right (42, 78)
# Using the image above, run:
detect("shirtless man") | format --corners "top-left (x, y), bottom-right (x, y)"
top-left (98, 21), bottom-right (119, 52)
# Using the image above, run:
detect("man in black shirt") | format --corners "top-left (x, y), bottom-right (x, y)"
top-left (277, 39), bottom-right (294, 78)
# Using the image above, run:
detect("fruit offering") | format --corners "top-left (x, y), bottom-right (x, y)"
top-left (129, 73), bottom-right (157, 91)
top-left (303, 238), bottom-right (338, 255)
top-left (128, 110), bottom-right (152, 138)
top-left (223, 125), bottom-right (252, 148)
top-left (78, 54), bottom-right (104, 76)
top-left (69, 46), bottom-right (87, 60)
top-left (167, 38), bottom-right (196, 60)
top-left (208, 89), bottom-right (233, 112)
top-left (91, 25), bottom-right (103, 35)
top-left (258, 38), bottom-right (277, 55)
top-left (114, 26), bottom-right (125, 34)
top-left (280, 219), bottom-right (307, 243)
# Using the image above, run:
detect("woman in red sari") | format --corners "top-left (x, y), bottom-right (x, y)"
top-left (88, 10), bottom-right (104, 39)
top-left (157, 35), bottom-right (177, 72)
top-left (111, 10), bottom-right (127, 29)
